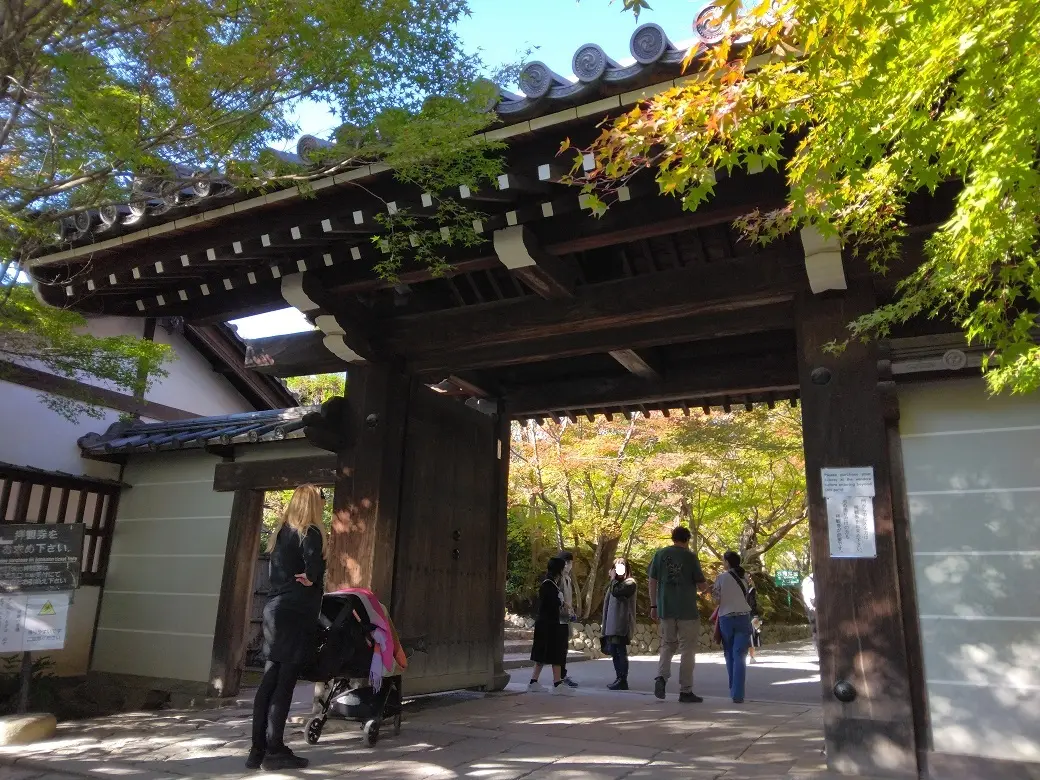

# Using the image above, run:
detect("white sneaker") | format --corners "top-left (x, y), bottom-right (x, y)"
top-left (526, 681), bottom-right (547, 693)
top-left (552, 683), bottom-right (576, 696)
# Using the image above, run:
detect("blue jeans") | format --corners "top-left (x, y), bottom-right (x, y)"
top-left (719, 613), bottom-right (752, 701)
top-left (609, 640), bottom-right (629, 681)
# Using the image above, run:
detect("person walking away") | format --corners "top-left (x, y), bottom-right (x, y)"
top-left (745, 572), bottom-right (761, 664)
top-left (648, 526), bottom-right (709, 702)
top-left (601, 557), bottom-right (638, 690)
top-left (713, 551), bottom-right (754, 703)
top-left (527, 557), bottom-right (575, 696)
top-left (749, 616), bottom-right (764, 663)
top-left (801, 572), bottom-right (817, 652)
top-left (553, 550), bottom-right (579, 687)
top-left (249, 484), bottom-right (327, 771)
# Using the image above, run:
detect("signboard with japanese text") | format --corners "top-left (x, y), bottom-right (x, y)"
top-left (774, 569), bottom-right (801, 587)
top-left (0, 524), bottom-right (84, 592)
top-left (0, 592), bottom-right (72, 652)
top-left (822, 467), bottom-right (878, 559)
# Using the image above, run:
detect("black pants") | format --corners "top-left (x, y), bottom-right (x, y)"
top-left (610, 641), bottom-right (629, 681)
top-left (251, 660), bottom-right (301, 751)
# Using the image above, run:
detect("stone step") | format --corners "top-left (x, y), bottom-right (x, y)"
top-left (502, 649), bottom-right (589, 671)
top-left (504, 638), bottom-right (532, 654)
top-left (504, 627), bottom-right (534, 641)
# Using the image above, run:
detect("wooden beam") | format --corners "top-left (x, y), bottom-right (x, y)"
top-left (184, 324), bottom-right (297, 410)
top-left (0, 360), bottom-right (199, 422)
top-left (299, 274), bottom-right (382, 362)
top-left (392, 253), bottom-right (805, 358)
top-left (410, 302), bottom-right (793, 373)
top-left (208, 489), bottom-right (264, 698)
top-left (247, 295), bottom-right (796, 378)
top-left (493, 225), bottom-right (575, 299)
top-left (244, 331), bottom-right (350, 377)
top-left (507, 353), bottom-right (798, 415)
top-left (608, 349), bottom-right (661, 380)
top-left (213, 453), bottom-right (341, 492)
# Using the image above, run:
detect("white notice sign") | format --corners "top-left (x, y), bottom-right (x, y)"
top-left (822, 467), bottom-right (878, 559)
top-left (822, 467), bottom-right (875, 498)
top-left (24, 593), bottom-right (70, 651)
top-left (0, 593), bottom-right (27, 652)
top-left (0, 592), bottom-right (71, 652)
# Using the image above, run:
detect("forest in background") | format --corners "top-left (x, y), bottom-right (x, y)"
top-left (507, 407), bottom-right (811, 624)
top-left (260, 374), bottom-right (812, 623)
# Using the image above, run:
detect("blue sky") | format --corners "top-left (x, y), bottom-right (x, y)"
top-left (231, 0), bottom-right (702, 340)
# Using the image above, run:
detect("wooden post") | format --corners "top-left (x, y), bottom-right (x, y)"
top-left (796, 289), bottom-right (919, 778)
top-left (208, 489), bottom-right (265, 698)
top-left (487, 402), bottom-right (511, 692)
top-left (17, 651), bottom-right (31, 714)
top-left (328, 363), bottom-right (410, 598)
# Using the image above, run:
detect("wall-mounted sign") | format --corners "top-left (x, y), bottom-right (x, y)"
top-left (822, 467), bottom-right (878, 559)
top-left (0, 524), bottom-right (84, 592)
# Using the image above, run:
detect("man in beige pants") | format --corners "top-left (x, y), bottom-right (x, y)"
top-left (648, 526), bottom-right (710, 702)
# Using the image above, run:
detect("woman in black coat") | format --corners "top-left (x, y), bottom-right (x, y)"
top-left (248, 484), bottom-right (327, 771)
top-left (526, 557), bottom-right (574, 695)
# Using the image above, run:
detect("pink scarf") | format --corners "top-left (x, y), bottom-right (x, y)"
top-left (332, 588), bottom-right (396, 689)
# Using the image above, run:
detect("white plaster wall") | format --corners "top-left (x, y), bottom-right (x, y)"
top-left (899, 379), bottom-right (1040, 764)
top-left (91, 452), bottom-right (231, 684)
top-left (0, 379), bottom-right (123, 480)
top-left (147, 327), bottom-right (253, 417)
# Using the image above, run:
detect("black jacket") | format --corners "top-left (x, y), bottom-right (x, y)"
top-left (268, 524), bottom-right (326, 614)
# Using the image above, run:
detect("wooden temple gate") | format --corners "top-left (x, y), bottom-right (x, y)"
top-left (27, 23), bottom-right (1029, 780)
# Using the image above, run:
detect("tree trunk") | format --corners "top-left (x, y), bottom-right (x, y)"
top-left (581, 535), bottom-right (620, 620)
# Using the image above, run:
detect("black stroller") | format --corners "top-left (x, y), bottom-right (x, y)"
top-left (300, 590), bottom-right (419, 747)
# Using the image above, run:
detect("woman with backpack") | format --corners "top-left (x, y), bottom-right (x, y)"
top-left (712, 550), bottom-right (754, 703)
top-left (601, 557), bottom-right (638, 690)
top-left (526, 556), bottom-right (575, 695)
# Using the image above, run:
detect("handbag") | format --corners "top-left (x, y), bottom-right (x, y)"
top-left (711, 607), bottom-right (722, 644)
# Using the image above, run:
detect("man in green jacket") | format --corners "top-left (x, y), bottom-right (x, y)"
top-left (648, 526), bottom-right (710, 702)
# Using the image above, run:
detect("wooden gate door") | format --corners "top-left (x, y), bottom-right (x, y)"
top-left (391, 384), bottom-right (500, 695)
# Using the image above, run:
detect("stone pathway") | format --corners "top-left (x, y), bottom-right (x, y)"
top-left (0, 678), bottom-right (839, 780)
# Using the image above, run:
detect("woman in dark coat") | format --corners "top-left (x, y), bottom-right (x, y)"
top-left (526, 557), bottom-right (574, 695)
top-left (601, 557), bottom-right (638, 690)
top-left (248, 484), bottom-right (327, 771)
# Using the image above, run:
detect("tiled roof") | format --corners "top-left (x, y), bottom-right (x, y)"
top-left (38, 19), bottom-right (722, 251)
top-left (78, 406), bottom-right (317, 456)
top-left (498, 23), bottom-right (696, 119)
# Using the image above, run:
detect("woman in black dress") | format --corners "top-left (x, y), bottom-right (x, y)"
top-left (248, 484), bottom-right (327, 771)
top-left (526, 557), bottom-right (574, 695)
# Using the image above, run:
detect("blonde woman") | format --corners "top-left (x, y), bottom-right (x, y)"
top-left (249, 485), bottom-right (327, 772)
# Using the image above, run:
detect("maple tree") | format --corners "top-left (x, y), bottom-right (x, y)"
top-left (508, 408), bottom-right (807, 619)
top-left (1, 0), bottom-right (498, 415)
top-left (593, 0), bottom-right (1040, 393)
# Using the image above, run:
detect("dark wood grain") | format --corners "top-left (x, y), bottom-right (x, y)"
top-left (208, 489), bottom-right (265, 698)
top-left (796, 289), bottom-right (919, 778)
top-left (213, 454), bottom-right (340, 492)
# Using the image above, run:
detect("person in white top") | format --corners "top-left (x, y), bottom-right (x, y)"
top-left (801, 573), bottom-right (817, 652)
top-left (711, 551), bottom-right (754, 703)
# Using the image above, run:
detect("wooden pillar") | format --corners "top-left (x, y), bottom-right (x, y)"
top-left (328, 363), bottom-right (410, 598)
top-left (209, 489), bottom-right (264, 698)
top-left (796, 288), bottom-right (919, 778)
top-left (487, 402), bottom-right (511, 692)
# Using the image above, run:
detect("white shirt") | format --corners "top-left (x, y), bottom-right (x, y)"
top-left (801, 574), bottom-right (816, 610)
top-left (712, 570), bottom-right (752, 616)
